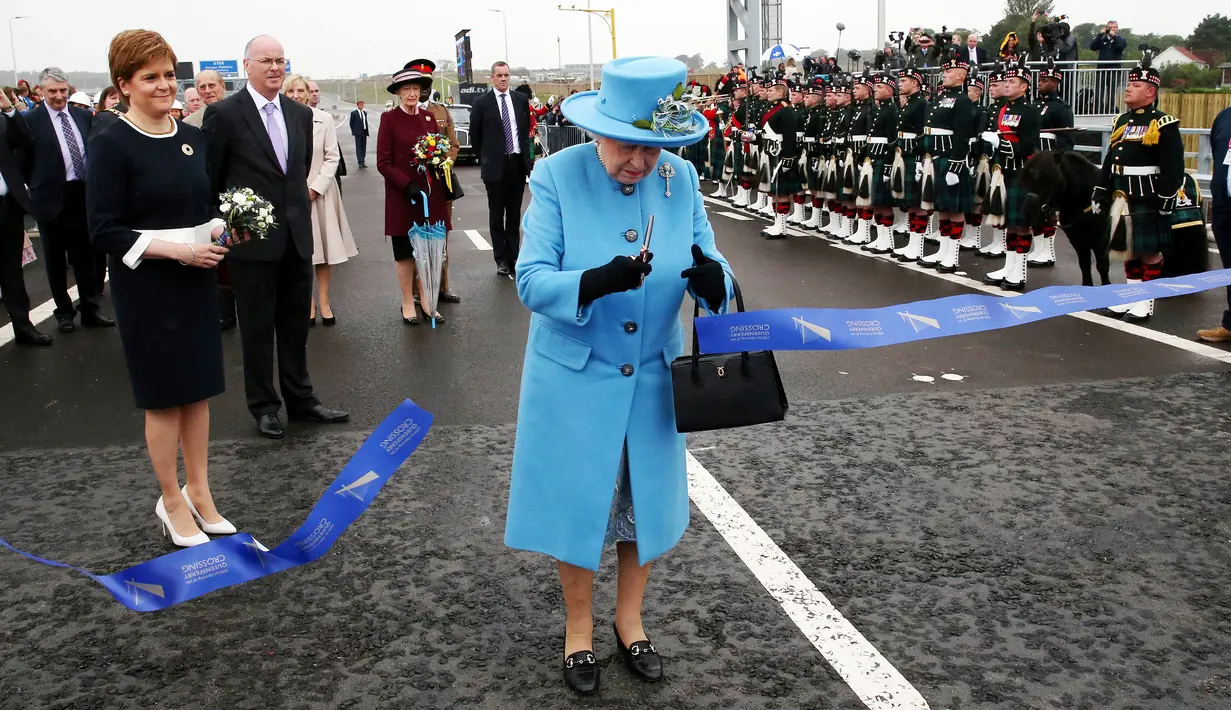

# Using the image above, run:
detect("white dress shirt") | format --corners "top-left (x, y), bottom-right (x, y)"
top-left (48, 106), bottom-right (88, 181)
top-left (493, 88), bottom-right (521, 154)
top-left (358, 109), bottom-right (368, 131)
top-left (247, 82), bottom-right (288, 156)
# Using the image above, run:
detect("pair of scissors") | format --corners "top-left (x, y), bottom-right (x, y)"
top-left (637, 215), bottom-right (654, 286)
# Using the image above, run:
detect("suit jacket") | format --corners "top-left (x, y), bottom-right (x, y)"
top-left (1212, 107), bottom-right (1230, 214)
top-left (470, 88), bottom-right (532, 182)
top-left (16, 103), bottom-right (93, 223)
top-left (203, 89), bottom-right (314, 261)
top-left (183, 105), bottom-right (208, 128)
top-left (0, 110), bottom-right (33, 215)
top-left (958, 46), bottom-right (989, 68)
top-left (349, 109), bottom-right (369, 137)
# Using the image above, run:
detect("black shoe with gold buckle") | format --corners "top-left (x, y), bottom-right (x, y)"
top-left (614, 622), bottom-right (663, 682)
top-left (562, 650), bottom-right (600, 695)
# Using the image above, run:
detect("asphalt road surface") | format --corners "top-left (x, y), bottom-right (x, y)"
top-left (1, 110), bottom-right (1230, 710)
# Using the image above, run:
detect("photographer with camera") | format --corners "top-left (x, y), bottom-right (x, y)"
top-left (1089, 20), bottom-right (1127, 113)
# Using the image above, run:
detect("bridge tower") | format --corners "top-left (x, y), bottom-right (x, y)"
top-left (727, 0), bottom-right (782, 68)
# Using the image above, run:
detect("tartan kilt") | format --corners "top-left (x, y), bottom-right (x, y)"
top-left (1001, 170), bottom-right (1030, 228)
top-left (894, 153), bottom-right (921, 208)
top-left (710, 137), bottom-right (726, 174)
top-left (742, 142), bottom-right (758, 177)
top-left (806, 149), bottom-right (824, 192)
top-left (1120, 198), bottom-right (1173, 255)
top-left (929, 155), bottom-right (974, 214)
top-left (771, 161), bottom-right (803, 196)
top-left (732, 141), bottom-right (745, 176)
top-left (821, 156), bottom-right (839, 200)
top-left (871, 157), bottom-right (895, 206)
top-left (837, 149), bottom-right (856, 201)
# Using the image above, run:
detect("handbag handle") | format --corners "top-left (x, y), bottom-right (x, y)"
top-left (689, 276), bottom-right (746, 381)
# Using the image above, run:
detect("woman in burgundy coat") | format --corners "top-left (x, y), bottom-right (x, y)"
top-left (378, 59), bottom-right (449, 324)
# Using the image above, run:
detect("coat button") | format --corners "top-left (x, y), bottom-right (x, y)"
top-left (620, 364), bottom-right (634, 376)
top-left (624, 229), bottom-right (638, 243)
top-left (624, 321), bottom-right (638, 334)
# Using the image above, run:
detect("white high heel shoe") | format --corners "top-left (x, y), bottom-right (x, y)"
top-left (156, 496), bottom-right (211, 547)
top-left (181, 486), bottom-right (238, 535)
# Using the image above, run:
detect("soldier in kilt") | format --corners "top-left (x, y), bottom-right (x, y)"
top-left (975, 62), bottom-right (1009, 257)
top-left (823, 76), bottom-right (854, 238)
top-left (727, 78), bottom-right (752, 206)
top-left (919, 49), bottom-right (977, 273)
top-left (844, 71), bottom-right (876, 244)
top-left (801, 76), bottom-right (828, 230)
top-left (981, 56), bottom-right (1041, 290)
top-left (1092, 50), bottom-right (1186, 322)
top-left (960, 74), bottom-right (987, 251)
top-left (762, 76), bottom-right (801, 238)
top-left (819, 79), bottom-right (845, 235)
top-left (744, 78), bottom-right (768, 212)
top-left (755, 79), bottom-right (780, 216)
top-left (891, 61), bottom-right (929, 262)
top-left (1026, 59), bottom-right (1075, 267)
top-left (706, 73), bottom-right (735, 197)
top-left (787, 81), bottom-right (811, 224)
top-left (863, 66), bottom-right (899, 254)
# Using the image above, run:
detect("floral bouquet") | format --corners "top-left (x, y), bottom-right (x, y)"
top-left (214, 187), bottom-right (276, 247)
top-left (412, 133), bottom-right (455, 193)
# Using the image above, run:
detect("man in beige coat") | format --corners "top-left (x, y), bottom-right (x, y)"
top-left (183, 70), bottom-right (226, 128)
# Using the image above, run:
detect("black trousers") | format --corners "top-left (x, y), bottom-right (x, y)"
top-left (485, 155), bottom-right (528, 267)
top-left (355, 134), bottom-right (368, 166)
top-left (1214, 210), bottom-right (1231, 330)
top-left (0, 196), bottom-right (32, 326)
top-left (40, 182), bottom-right (101, 320)
top-left (227, 246), bottom-right (320, 419)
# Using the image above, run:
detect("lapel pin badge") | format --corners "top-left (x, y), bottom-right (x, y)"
top-left (181, 143), bottom-right (194, 156)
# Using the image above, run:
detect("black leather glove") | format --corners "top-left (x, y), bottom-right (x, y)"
top-left (401, 184), bottom-right (422, 207)
top-left (680, 244), bottom-right (727, 309)
top-left (578, 254), bottom-right (653, 306)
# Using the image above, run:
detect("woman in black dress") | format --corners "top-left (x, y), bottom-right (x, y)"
top-left (87, 29), bottom-right (237, 548)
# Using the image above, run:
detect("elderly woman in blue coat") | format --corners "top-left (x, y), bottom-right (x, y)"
top-left (505, 56), bottom-right (736, 696)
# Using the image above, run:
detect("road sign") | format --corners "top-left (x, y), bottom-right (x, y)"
top-left (284, 61), bottom-right (292, 74)
top-left (360, 73), bottom-right (368, 79)
top-left (199, 59), bottom-right (239, 75)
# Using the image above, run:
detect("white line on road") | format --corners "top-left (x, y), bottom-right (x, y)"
top-left (464, 229), bottom-right (493, 251)
top-left (702, 196), bottom-right (1231, 366)
top-left (686, 451), bottom-right (930, 710)
top-left (716, 211), bottom-right (754, 221)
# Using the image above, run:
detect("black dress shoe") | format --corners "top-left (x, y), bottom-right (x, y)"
top-left (496, 263), bottom-right (511, 276)
top-left (13, 325), bottom-right (52, 346)
top-left (81, 312), bottom-right (115, 328)
top-left (439, 291), bottom-right (461, 303)
top-left (56, 317), bottom-right (75, 333)
top-left (614, 623), bottom-right (663, 682)
top-left (288, 404), bottom-right (350, 423)
top-left (257, 414), bottom-right (285, 439)
top-left (562, 650), bottom-right (600, 695)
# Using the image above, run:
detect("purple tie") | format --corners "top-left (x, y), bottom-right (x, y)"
top-left (500, 93), bottom-right (516, 154)
top-left (263, 102), bottom-right (287, 173)
top-left (58, 111), bottom-right (86, 178)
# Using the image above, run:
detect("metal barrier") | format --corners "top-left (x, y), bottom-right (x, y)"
top-left (916, 60), bottom-right (1135, 117)
top-left (536, 125), bottom-right (591, 156)
top-left (1074, 126), bottom-right (1213, 182)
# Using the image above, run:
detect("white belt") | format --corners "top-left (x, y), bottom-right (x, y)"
top-left (1112, 165), bottom-right (1159, 176)
top-left (124, 219), bottom-right (224, 270)
top-left (898, 132), bottom-right (918, 139)
top-left (1039, 132), bottom-right (1057, 140)
top-left (849, 134), bottom-right (869, 141)
top-left (833, 137), bottom-right (846, 144)
top-left (867, 137), bottom-right (889, 144)
top-left (924, 127), bottom-right (953, 136)
top-left (803, 137), bottom-right (816, 143)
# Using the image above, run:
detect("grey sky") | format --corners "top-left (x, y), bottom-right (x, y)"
top-left (4, 0), bottom-right (1209, 79)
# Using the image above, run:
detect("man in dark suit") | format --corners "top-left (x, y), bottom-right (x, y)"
top-left (350, 100), bottom-right (370, 168)
top-left (1197, 107), bottom-right (1231, 343)
top-left (16, 67), bottom-right (113, 332)
top-left (958, 34), bottom-right (989, 68)
top-left (203, 35), bottom-right (348, 439)
top-left (470, 61), bottom-right (532, 275)
top-left (0, 90), bottom-right (51, 345)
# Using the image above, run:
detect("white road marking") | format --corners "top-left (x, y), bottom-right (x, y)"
top-left (702, 196), bottom-right (1231, 366)
top-left (687, 451), bottom-right (931, 710)
top-left (463, 229), bottom-right (493, 251)
top-left (716, 211), bottom-right (754, 221)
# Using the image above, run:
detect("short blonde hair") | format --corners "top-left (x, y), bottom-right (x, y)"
top-left (108, 30), bottom-right (178, 96)
top-left (282, 73), bottom-right (309, 96)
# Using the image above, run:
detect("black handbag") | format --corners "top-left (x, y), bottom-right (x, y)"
top-left (443, 168), bottom-right (465, 201)
top-left (671, 280), bottom-right (789, 433)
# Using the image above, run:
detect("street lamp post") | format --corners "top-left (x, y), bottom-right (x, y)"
top-left (9, 16), bottom-right (29, 87)
top-left (557, 4), bottom-right (616, 90)
top-left (488, 9), bottom-right (509, 66)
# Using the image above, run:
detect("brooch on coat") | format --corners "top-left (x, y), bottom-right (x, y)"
top-left (657, 162), bottom-right (676, 197)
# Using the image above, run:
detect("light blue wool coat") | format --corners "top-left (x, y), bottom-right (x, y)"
top-left (505, 143), bottom-right (735, 571)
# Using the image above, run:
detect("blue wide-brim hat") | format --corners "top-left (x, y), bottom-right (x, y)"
top-left (560, 56), bottom-right (709, 148)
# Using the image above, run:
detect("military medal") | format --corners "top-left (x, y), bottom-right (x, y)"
top-left (658, 162), bottom-right (675, 197)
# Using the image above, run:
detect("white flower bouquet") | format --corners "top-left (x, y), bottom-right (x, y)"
top-left (214, 187), bottom-right (277, 247)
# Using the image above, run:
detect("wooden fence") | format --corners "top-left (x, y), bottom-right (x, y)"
top-left (1159, 92), bottom-right (1231, 171)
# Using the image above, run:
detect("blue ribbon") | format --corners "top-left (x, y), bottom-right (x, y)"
top-left (696, 269), bottom-right (1231, 353)
top-left (0, 400), bottom-right (433, 611)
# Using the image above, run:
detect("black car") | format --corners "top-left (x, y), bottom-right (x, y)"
top-left (448, 104), bottom-right (477, 164)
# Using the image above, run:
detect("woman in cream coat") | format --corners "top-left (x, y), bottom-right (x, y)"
top-left (284, 74), bottom-right (358, 326)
